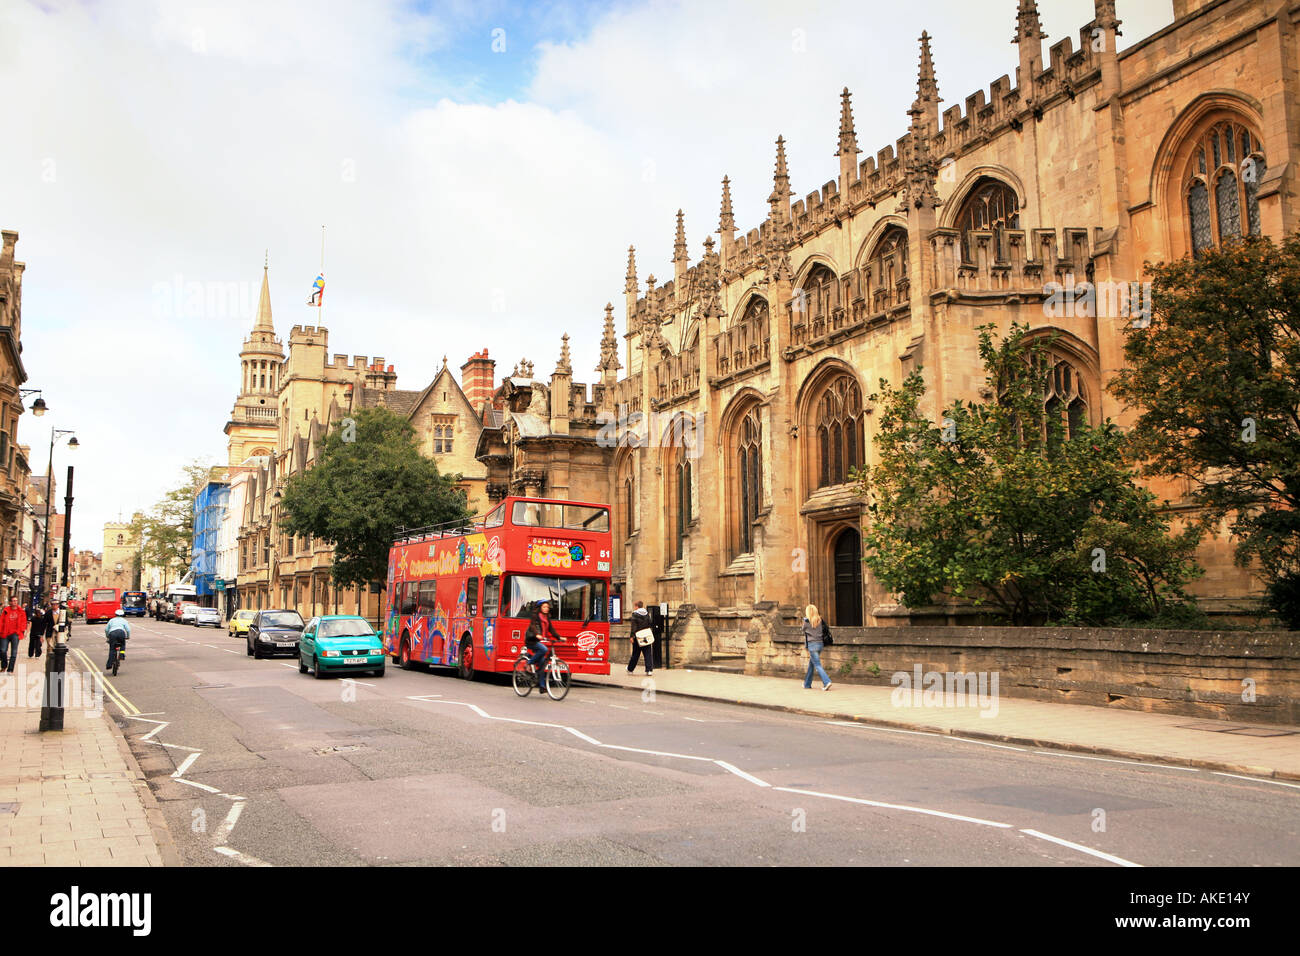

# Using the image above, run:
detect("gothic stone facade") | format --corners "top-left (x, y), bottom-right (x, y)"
top-left (477, 0), bottom-right (1299, 652)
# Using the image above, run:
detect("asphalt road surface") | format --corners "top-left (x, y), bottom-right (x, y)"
top-left (80, 616), bottom-right (1300, 867)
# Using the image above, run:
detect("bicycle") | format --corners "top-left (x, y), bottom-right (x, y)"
top-left (106, 638), bottom-right (126, 677)
top-left (512, 640), bottom-right (571, 701)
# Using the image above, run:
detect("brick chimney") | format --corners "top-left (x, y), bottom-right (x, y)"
top-left (460, 348), bottom-right (496, 414)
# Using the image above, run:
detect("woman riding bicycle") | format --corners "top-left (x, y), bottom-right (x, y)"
top-left (523, 600), bottom-right (563, 694)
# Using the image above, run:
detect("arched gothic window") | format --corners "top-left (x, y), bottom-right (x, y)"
top-left (739, 296), bottom-right (768, 328)
top-left (799, 264), bottom-right (838, 322)
top-left (1007, 349), bottom-right (1092, 451)
top-left (116, 534), bottom-right (124, 546)
top-left (955, 178), bottom-right (1020, 261)
top-left (735, 407), bottom-right (763, 556)
top-left (1185, 120), bottom-right (1264, 256)
top-left (866, 227), bottom-right (908, 312)
top-left (815, 377), bottom-right (865, 488)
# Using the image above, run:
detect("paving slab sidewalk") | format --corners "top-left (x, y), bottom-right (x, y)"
top-left (0, 653), bottom-right (177, 866)
top-left (580, 667), bottom-right (1300, 782)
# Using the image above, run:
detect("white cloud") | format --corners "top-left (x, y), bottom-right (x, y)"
top-left (2, 0), bottom-right (1173, 552)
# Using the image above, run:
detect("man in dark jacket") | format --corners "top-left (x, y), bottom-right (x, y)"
top-left (626, 601), bottom-right (653, 675)
top-left (27, 603), bottom-right (48, 658)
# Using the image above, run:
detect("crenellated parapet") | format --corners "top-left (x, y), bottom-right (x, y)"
top-left (929, 225), bottom-right (1098, 295)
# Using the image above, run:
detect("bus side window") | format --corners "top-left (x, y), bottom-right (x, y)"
top-left (466, 578), bottom-right (479, 617)
top-left (402, 583), bottom-right (418, 616)
top-left (484, 576), bottom-right (500, 618)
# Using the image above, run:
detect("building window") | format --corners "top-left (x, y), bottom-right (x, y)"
top-left (1185, 120), bottom-right (1264, 256)
top-left (814, 376), bottom-right (865, 488)
top-left (798, 264), bottom-right (838, 322)
top-left (735, 406), bottom-right (762, 556)
top-left (955, 177), bottom-right (1020, 261)
top-left (865, 226), bottom-right (908, 312)
top-left (432, 416), bottom-right (455, 455)
top-left (116, 534), bottom-right (123, 546)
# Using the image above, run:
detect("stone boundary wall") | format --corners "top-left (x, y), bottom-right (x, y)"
top-left (744, 613), bottom-right (1300, 725)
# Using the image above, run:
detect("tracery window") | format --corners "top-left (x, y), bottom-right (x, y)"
top-left (735, 406), bottom-right (763, 556)
top-left (815, 376), bottom-right (865, 488)
top-left (866, 227), bottom-right (908, 311)
top-left (739, 296), bottom-right (768, 328)
top-left (1005, 349), bottom-right (1092, 451)
top-left (955, 178), bottom-right (1020, 260)
top-left (1185, 120), bottom-right (1264, 255)
top-left (799, 264), bottom-right (839, 322)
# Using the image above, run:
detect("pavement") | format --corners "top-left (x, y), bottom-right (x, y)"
top-left (581, 666), bottom-right (1300, 783)
top-left (0, 645), bottom-right (177, 866)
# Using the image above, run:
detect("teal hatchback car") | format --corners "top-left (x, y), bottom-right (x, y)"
top-left (298, 615), bottom-right (387, 679)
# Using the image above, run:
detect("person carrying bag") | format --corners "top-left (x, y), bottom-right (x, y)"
top-left (801, 603), bottom-right (832, 691)
top-left (626, 600), bottom-right (654, 675)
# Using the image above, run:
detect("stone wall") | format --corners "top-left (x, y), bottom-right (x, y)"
top-left (746, 612), bottom-right (1300, 725)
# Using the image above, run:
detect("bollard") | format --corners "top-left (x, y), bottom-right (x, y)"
top-left (38, 642), bottom-right (68, 732)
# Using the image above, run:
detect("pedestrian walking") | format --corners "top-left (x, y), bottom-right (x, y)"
top-left (27, 602), bottom-right (48, 658)
top-left (0, 596), bottom-right (28, 673)
top-left (802, 604), bottom-right (832, 691)
top-left (626, 600), bottom-right (654, 675)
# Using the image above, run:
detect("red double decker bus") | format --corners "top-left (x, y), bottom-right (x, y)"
top-left (383, 496), bottom-right (612, 679)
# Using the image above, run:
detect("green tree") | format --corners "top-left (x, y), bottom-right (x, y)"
top-left (278, 407), bottom-right (470, 591)
top-left (1110, 234), bottom-right (1300, 628)
top-left (855, 323), bottom-right (1202, 625)
top-left (133, 460), bottom-right (214, 581)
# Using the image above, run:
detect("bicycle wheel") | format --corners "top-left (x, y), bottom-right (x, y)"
top-left (512, 657), bottom-right (533, 697)
top-left (545, 658), bottom-right (571, 701)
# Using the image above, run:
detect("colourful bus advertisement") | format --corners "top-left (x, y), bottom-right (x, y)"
top-left (384, 496), bottom-right (612, 679)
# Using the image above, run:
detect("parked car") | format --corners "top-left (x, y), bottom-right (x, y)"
top-left (246, 609), bottom-right (305, 659)
top-left (195, 607), bottom-right (221, 628)
top-left (172, 601), bottom-right (192, 623)
top-left (299, 615), bottom-right (386, 679)
top-left (180, 604), bottom-right (201, 625)
top-left (228, 609), bottom-right (255, 638)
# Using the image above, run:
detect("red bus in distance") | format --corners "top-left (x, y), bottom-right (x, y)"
top-left (383, 496), bottom-right (612, 679)
top-left (85, 587), bottom-right (121, 624)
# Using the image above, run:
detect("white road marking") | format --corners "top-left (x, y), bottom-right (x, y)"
top-left (406, 694), bottom-right (1147, 865)
top-left (1019, 828), bottom-right (1141, 867)
top-left (214, 846), bottom-right (272, 867)
top-left (1212, 772), bottom-right (1300, 790)
top-left (773, 786), bottom-right (1013, 829)
top-left (1030, 751), bottom-right (1199, 771)
top-left (172, 752), bottom-right (200, 777)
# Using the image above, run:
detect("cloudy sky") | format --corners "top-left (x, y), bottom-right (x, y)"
top-left (2, 0), bottom-right (1174, 553)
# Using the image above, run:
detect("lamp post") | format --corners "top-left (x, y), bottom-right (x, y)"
top-left (38, 426), bottom-right (76, 734)
top-left (39, 428), bottom-right (77, 602)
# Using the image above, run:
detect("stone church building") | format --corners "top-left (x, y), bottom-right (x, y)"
top-left (473, 0), bottom-right (1298, 657)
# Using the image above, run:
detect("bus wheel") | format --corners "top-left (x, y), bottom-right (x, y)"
top-left (458, 637), bottom-right (475, 681)
top-left (399, 636), bottom-right (413, 670)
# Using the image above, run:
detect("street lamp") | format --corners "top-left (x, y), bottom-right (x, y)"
top-left (40, 428), bottom-right (77, 602)
top-left (20, 388), bottom-right (46, 417)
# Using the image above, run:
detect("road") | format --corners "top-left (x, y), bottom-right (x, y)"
top-left (79, 616), bottom-right (1300, 867)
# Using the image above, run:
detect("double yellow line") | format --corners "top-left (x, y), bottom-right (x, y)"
top-left (70, 646), bottom-right (140, 716)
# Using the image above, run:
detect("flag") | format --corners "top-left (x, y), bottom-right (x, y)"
top-left (307, 274), bottom-right (325, 307)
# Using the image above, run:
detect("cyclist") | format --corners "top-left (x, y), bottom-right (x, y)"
top-left (104, 608), bottom-right (130, 672)
top-left (523, 600), bottom-right (563, 694)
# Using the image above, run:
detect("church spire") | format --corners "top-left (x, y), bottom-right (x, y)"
top-left (718, 176), bottom-right (735, 235)
top-left (1013, 0), bottom-right (1047, 103)
top-left (625, 245), bottom-right (638, 294)
top-left (917, 32), bottom-right (938, 106)
top-left (555, 332), bottom-right (572, 376)
top-left (598, 302), bottom-right (622, 384)
top-left (253, 261), bottom-right (274, 335)
top-left (673, 210), bottom-right (687, 263)
top-left (836, 89), bottom-right (861, 195)
top-left (769, 135), bottom-right (791, 223)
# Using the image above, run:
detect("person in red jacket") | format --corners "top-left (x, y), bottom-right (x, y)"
top-left (0, 597), bottom-right (28, 673)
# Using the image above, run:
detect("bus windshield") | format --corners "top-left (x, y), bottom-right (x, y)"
top-left (122, 592), bottom-right (147, 609)
top-left (505, 574), bottom-right (607, 622)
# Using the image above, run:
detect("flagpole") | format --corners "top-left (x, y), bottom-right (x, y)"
top-left (319, 225), bottom-right (325, 325)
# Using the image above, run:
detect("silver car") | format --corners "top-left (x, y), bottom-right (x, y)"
top-left (195, 607), bottom-right (221, 628)
top-left (180, 604), bottom-right (200, 625)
